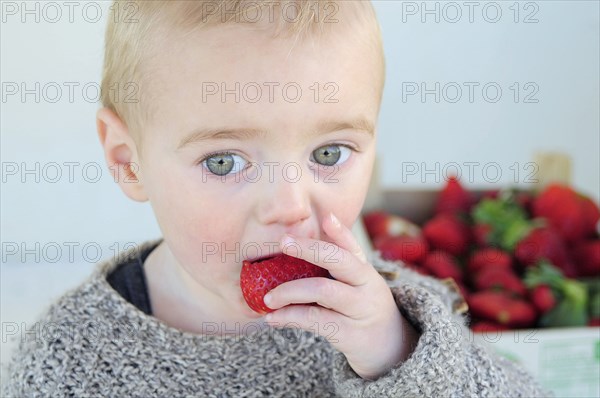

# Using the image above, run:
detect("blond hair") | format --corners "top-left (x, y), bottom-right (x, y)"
top-left (100, 0), bottom-right (385, 145)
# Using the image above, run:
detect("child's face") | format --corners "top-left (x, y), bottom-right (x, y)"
top-left (134, 23), bottom-right (382, 318)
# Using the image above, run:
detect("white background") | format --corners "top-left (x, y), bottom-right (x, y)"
top-left (1, 1), bottom-right (599, 392)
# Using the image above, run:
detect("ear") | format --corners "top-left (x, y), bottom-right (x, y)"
top-left (96, 107), bottom-right (148, 202)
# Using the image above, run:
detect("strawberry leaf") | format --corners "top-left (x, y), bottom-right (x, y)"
top-left (523, 262), bottom-right (565, 290)
top-left (525, 262), bottom-right (589, 327)
top-left (472, 194), bottom-right (532, 251)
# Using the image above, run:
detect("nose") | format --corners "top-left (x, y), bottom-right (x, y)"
top-left (257, 171), bottom-right (312, 227)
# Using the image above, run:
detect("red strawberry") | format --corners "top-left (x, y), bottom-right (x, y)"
top-left (362, 211), bottom-right (388, 241)
top-left (588, 318), bottom-right (600, 327)
top-left (532, 184), bottom-right (572, 217)
top-left (362, 211), bottom-right (420, 242)
top-left (532, 185), bottom-right (587, 243)
top-left (580, 196), bottom-right (600, 237)
top-left (470, 321), bottom-right (510, 333)
top-left (375, 235), bottom-right (429, 264)
top-left (472, 224), bottom-right (492, 247)
top-left (422, 250), bottom-right (463, 282)
top-left (515, 227), bottom-right (570, 270)
top-left (435, 176), bottom-right (473, 215)
top-left (516, 190), bottom-right (534, 211)
top-left (240, 253), bottom-right (329, 314)
top-left (481, 190), bottom-right (500, 200)
top-left (472, 267), bottom-right (527, 296)
top-left (572, 240), bottom-right (600, 277)
top-left (468, 291), bottom-right (537, 328)
top-left (560, 261), bottom-right (579, 278)
top-left (529, 285), bottom-right (556, 314)
top-left (423, 214), bottom-right (470, 256)
top-left (467, 248), bottom-right (513, 274)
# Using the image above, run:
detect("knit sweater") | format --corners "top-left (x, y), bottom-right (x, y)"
top-left (2, 239), bottom-right (551, 397)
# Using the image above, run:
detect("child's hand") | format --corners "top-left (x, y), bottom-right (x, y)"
top-left (264, 212), bottom-right (420, 380)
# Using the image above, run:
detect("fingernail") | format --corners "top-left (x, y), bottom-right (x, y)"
top-left (263, 293), bottom-right (272, 306)
top-left (330, 212), bottom-right (341, 228)
top-left (281, 234), bottom-right (295, 248)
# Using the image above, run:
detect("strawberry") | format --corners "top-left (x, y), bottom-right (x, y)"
top-left (240, 253), bottom-right (330, 314)
top-left (514, 227), bottom-right (570, 271)
top-left (532, 184), bottom-right (588, 243)
top-left (472, 224), bottom-right (492, 247)
top-left (472, 267), bottom-right (527, 296)
top-left (481, 190), bottom-right (500, 200)
top-left (435, 176), bottom-right (473, 215)
top-left (532, 184), bottom-right (573, 218)
top-left (422, 250), bottom-right (463, 282)
top-left (362, 211), bottom-right (388, 241)
top-left (572, 240), bottom-right (600, 277)
top-left (375, 235), bottom-right (429, 264)
top-left (529, 285), bottom-right (556, 314)
top-left (589, 318), bottom-right (600, 327)
top-left (515, 191), bottom-right (535, 217)
top-left (580, 196), bottom-right (600, 237)
top-left (470, 321), bottom-right (510, 333)
top-left (468, 291), bottom-right (537, 328)
top-left (362, 211), bottom-right (420, 243)
top-left (467, 248), bottom-right (513, 274)
top-left (423, 214), bottom-right (470, 256)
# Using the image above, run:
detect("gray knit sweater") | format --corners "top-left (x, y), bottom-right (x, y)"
top-left (3, 239), bottom-right (551, 397)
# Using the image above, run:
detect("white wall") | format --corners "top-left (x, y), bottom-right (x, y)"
top-left (374, 1), bottom-right (599, 197)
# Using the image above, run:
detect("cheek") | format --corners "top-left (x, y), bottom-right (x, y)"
top-left (333, 152), bottom-right (375, 225)
top-left (146, 166), bottom-right (247, 267)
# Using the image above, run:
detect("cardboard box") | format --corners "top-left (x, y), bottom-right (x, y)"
top-left (473, 327), bottom-right (600, 398)
top-left (354, 181), bottom-right (600, 398)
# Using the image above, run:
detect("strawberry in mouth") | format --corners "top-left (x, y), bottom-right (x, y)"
top-left (240, 253), bottom-right (330, 314)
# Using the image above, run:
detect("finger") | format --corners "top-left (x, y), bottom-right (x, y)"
top-left (324, 211), bottom-right (368, 264)
top-left (280, 234), bottom-right (370, 286)
top-left (265, 277), bottom-right (361, 317)
top-left (265, 304), bottom-right (344, 344)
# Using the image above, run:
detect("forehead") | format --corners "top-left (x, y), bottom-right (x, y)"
top-left (142, 19), bottom-right (383, 143)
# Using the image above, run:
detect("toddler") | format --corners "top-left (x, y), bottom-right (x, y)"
top-left (3, 1), bottom-right (551, 396)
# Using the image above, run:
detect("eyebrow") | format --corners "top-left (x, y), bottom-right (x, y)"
top-left (176, 118), bottom-right (375, 150)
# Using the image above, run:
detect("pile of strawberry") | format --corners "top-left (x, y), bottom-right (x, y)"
top-left (363, 178), bottom-right (600, 331)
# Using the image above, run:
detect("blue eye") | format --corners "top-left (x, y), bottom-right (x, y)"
top-left (200, 152), bottom-right (248, 177)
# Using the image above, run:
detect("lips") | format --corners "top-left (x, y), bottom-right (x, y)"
top-left (246, 252), bottom-right (282, 264)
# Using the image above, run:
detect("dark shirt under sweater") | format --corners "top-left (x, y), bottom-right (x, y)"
top-left (106, 240), bottom-right (160, 315)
